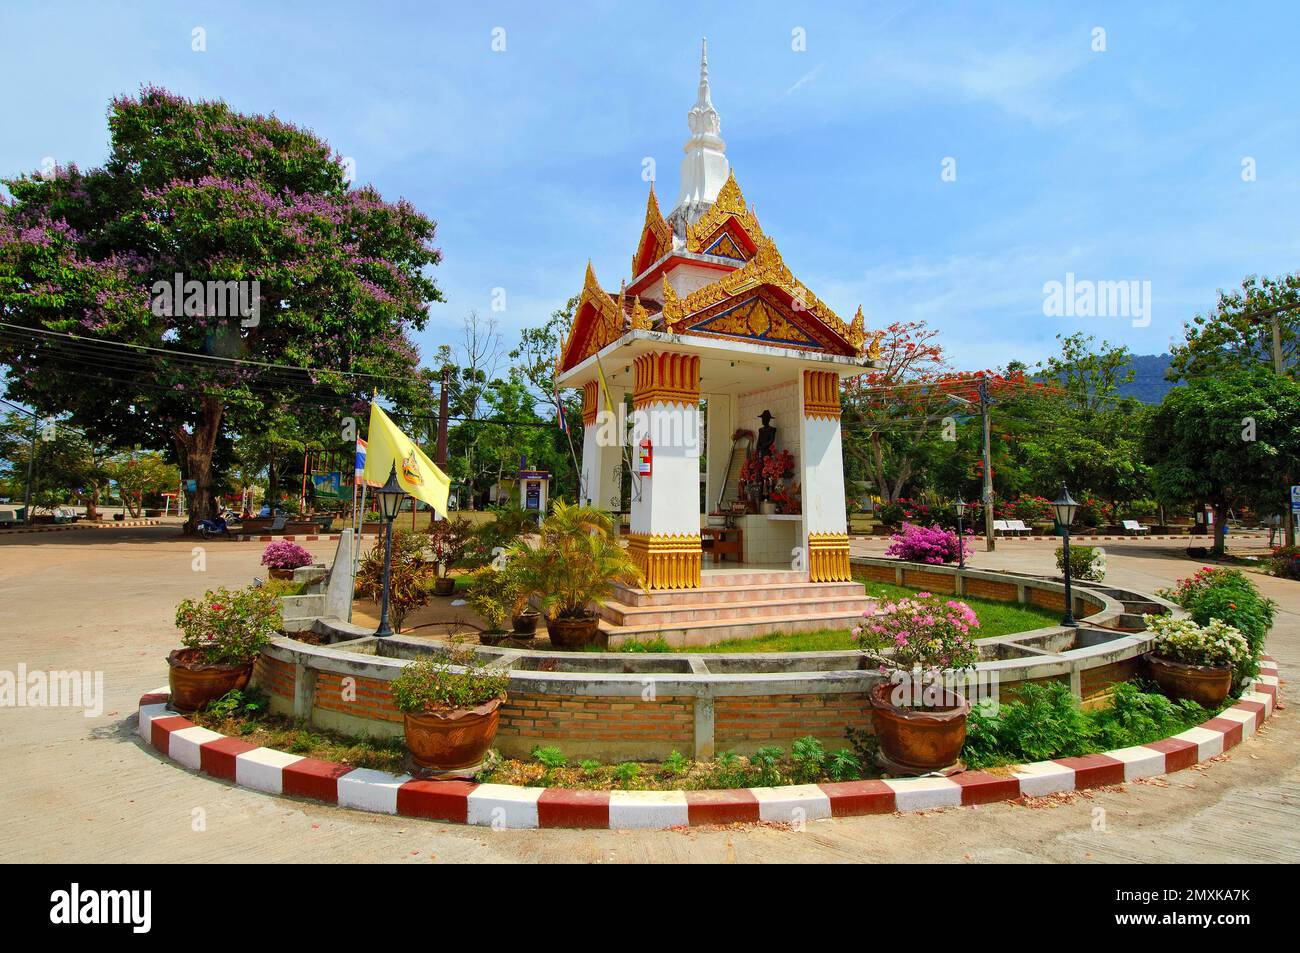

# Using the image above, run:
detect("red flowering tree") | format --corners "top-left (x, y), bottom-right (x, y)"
top-left (841, 321), bottom-right (1033, 502)
top-left (0, 88), bottom-right (443, 531)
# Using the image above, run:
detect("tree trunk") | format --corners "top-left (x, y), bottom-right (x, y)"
top-left (174, 395), bottom-right (223, 534)
top-left (86, 480), bottom-right (100, 522)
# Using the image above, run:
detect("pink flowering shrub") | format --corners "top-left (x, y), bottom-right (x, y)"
top-left (884, 522), bottom-right (969, 565)
top-left (852, 593), bottom-right (981, 678)
top-left (261, 540), bottom-right (313, 571)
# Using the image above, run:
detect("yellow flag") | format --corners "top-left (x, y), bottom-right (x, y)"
top-left (362, 402), bottom-right (451, 518)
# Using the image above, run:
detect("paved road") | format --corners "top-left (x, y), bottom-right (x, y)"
top-left (0, 527), bottom-right (1294, 863)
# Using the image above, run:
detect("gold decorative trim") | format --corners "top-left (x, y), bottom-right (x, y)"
top-left (581, 380), bottom-right (599, 426)
top-left (686, 170), bottom-right (764, 254)
top-left (807, 532), bottom-right (851, 582)
top-left (803, 370), bottom-right (841, 420)
top-left (632, 351), bottom-right (700, 410)
top-left (632, 184), bottom-right (672, 277)
top-left (626, 533), bottom-right (702, 590)
top-left (630, 295), bottom-right (653, 331)
top-left (660, 277), bottom-right (685, 333)
top-left (558, 261), bottom-right (626, 372)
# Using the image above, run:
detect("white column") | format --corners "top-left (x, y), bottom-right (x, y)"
top-left (628, 352), bottom-right (702, 589)
top-left (704, 394), bottom-right (735, 514)
top-left (579, 381), bottom-right (625, 512)
top-left (799, 370), bottom-right (850, 582)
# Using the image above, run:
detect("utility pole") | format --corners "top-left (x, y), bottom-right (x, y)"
top-left (436, 365), bottom-right (449, 469)
top-left (1247, 302), bottom-right (1297, 547)
top-left (979, 376), bottom-right (996, 552)
top-left (23, 411), bottom-right (37, 526)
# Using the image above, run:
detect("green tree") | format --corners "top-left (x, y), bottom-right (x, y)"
top-left (1144, 370), bottom-right (1300, 554)
top-left (0, 412), bottom-right (111, 517)
top-left (0, 87), bottom-right (442, 532)
top-left (1170, 273), bottom-right (1300, 380)
top-left (105, 450), bottom-right (180, 517)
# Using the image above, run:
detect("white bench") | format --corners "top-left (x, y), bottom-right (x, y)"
top-left (993, 519), bottom-right (1011, 536)
top-left (1007, 519), bottom-right (1032, 536)
top-left (1121, 519), bottom-right (1150, 535)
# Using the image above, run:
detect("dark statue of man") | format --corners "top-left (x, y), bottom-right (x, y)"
top-left (755, 409), bottom-right (777, 459)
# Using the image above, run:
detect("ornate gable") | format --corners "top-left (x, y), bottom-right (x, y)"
top-left (686, 290), bottom-right (824, 349)
top-left (686, 170), bottom-right (763, 256)
top-left (631, 185), bottom-right (673, 278)
top-left (559, 262), bottom-right (627, 372)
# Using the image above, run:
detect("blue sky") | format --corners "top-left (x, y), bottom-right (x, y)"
top-left (2, 1), bottom-right (1298, 370)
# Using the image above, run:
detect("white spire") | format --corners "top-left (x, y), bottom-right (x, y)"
top-left (675, 37), bottom-right (730, 217)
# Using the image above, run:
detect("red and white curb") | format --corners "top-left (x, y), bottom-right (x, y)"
top-left (137, 658), bottom-right (1279, 830)
top-left (0, 519), bottom-right (161, 534)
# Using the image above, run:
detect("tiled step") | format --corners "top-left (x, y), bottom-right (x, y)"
top-left (602, 610), bottom-right (872, 648)
top-left (598, 593), bottom-right (876, 627)
top-left (700, 569), bottom-right (810, 586)
top-left (611, 580), bottom-right (866, 608)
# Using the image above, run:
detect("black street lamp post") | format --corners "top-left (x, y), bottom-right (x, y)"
top-left (373, 463), bottom-right (406, 637)
top-left (954, 493), bottom-right (968, 571)
top-left (1053, 482), bottom-right (1079, 627)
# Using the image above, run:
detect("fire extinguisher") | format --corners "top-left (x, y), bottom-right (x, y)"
top-left (638, 436), bottom-right (652, 477)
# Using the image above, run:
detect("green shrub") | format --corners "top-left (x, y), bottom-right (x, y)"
top-left (751, 746), bottom-right (784, 786)
top-left (825, 748), bottom-right (862, 782)
top-left (791, 736), bottom-right (826, 784)
top-left (1174, 569), bottom-right (1275, 690)
top-left (663, 750), bottom-right (689, 776)
top-left (532, 745), bottom-right (567, 770)
top-left (1090, 681), bottom-right (1210, 751)
top-left (1055, 544), bottom-right (1105, 581)
top-left (389, 652), bottom-right (509, 714)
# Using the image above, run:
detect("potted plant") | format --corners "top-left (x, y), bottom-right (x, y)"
top-left (1142, 614), bottom-right (1249, 706)
top-left (465, 566), bottom-right (514, 645)
top-left (261, 540), bottom-right (314, 580)
top-left (500, 558), bottom-right (539, 637)
top-left (428, 517), bottom-right (474, 596)
top-left (852, 593), bottom-right (981, 774)
top-left (390, 651), bottom-right (509, 777)
top-left (509, 502), bottom-right (640, 650)
top-left (169, 585), bottom-right (279, 712)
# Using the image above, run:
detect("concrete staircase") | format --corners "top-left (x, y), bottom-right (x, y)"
top-left (597, 568), bottom-right (875, 647)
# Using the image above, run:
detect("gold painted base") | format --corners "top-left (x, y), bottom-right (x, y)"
top-left (627, 533), bottom-right (702, 590)
top-left (808, 532), bottom-right (851, 582)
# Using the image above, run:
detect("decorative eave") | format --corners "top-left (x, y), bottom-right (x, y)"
top-left (631, 185), bottom-right (673, 278)
top-left (661, 235), bottom-right (868, 357)
top-left (685, 170), bottom-right (763, 256)
top-left (558, 262), bottom-right (627, 373)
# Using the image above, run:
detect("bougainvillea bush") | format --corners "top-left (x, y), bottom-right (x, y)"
top-left (884, 522), bottom-right (969, 564)
top-left (853, 594), bottom-right (981, 707)
top-left (260, 540), bottom-right (313, 571)
top-left (174, 585), bottom-right (279, 664)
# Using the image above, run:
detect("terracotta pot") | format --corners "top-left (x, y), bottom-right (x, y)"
top-left (268, 567), bottom-right (296, 580)
top-left (547, 614), bottom-right (605, 650)
top-left (869, 681), bottom-right (969, 774)
top-left (512, 609), bottom-right (540, 636)
top-left (432, 576), bottom-right (456, 597)
top-left (403, 698), bottom-right (502, 772)
top-left (361, 521), bottom-right (383, 535)
top-left (166, 648), bottom-right (254, 713)
top-left (1148, 654), bottom-right (1232, 707)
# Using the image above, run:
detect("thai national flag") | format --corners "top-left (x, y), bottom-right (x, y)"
top-left (355, 437), bottom-right (367, 476)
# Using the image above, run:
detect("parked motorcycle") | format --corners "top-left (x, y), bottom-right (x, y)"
top-left (197, 508), bottom-right (236, 540)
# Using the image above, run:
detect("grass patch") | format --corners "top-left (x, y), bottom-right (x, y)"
top-left (611, 580), bottom-right (1061, 654)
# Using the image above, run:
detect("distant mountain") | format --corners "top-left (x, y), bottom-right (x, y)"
top-left (1117, 353), bottom-right (1175, 404)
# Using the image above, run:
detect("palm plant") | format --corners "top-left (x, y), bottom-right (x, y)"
top-left (508, 502), bottom-right (640, 620)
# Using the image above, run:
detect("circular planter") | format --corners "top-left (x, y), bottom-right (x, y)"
top-left (479, 630), bottom-right (510, 647)
top-left (403, 698), bottom-right (503, 777)
top-left (432, 576), bottom-right (456, 597)
top-left (546, 614), bottom-right (605, 651)
top-left (1148, 654), bottom-right (1232, 707)
top-left (869, 681), bottom-right (970, 775)
top-left (512, 609), bottom-right (540, 637)
top-left (166, 649), bottom-right (253, 713)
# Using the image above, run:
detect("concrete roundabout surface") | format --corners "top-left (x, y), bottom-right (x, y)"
top-left (2, 528), bottom-right (1296, 863)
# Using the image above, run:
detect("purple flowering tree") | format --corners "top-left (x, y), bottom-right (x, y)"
top-left (0, 87), bottom-right (443, 531)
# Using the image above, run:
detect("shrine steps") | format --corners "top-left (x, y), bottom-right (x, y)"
top-left (597, 571), bottom-right (875, 647)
